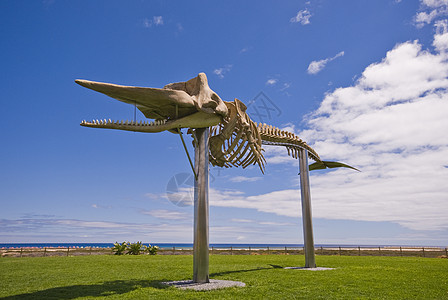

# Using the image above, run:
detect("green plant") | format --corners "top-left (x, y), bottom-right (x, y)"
top-left (147, 244), bottom-right (159, 255)
top-left (127, 241), bottom-right (146, 255)
top-left (112, 241), bottom-right (128, 255)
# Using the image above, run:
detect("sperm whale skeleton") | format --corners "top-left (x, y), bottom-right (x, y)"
top-left (77, 73), bottom-right (356, 173)
top-left (76, 72), bottom-right (357, 282)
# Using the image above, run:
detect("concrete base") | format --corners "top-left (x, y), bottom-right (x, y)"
top-left (162, 279), bottom-right (246, 291)
top-left (284, 267), bottom-right (335, 271)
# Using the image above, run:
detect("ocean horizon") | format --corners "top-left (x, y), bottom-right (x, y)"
top-left (1, 243), bottom-right (445, 249)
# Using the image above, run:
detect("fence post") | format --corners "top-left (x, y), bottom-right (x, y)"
top-left (20, 248), bottom-right (23, 258)
top-left (358, 246), bottom-right (361, 256)
top-left (378, 247), bottom-right (381, 256)
top-left (321, 246), bottom-right (323, 255)
top-left (445, 248), bottom-right (447, 256)
top-left (230, 246), bottom-right (233, 255)
top-left (67, 247), bottom-right (69, 257)
top-left (90, 247), bottom-right (92, 255)
top-left (249, 246), bottom-right (251, 254)
top-left (338, 246), bottom-right (341, 256)
top-left (172, 246), bottom-right (175, 255)
top-left (422, 247), bottom-right (425, 257)
top-left (211, 246), bottom-right (214, 255)
top-left (285, 246), bottom-right (287, 255)
top-left (44, 247), bottom-right (47, 257)
top-left (400, 246), bottom-right (403, 256)
top-left (267, 246), bottom-right (270, 255)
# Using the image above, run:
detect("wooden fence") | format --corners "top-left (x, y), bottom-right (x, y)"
top-left (1, 246), bottom-right (447, 258)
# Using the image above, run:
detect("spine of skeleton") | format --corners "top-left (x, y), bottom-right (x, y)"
top-left (255, 122), bottom-right (321, 162)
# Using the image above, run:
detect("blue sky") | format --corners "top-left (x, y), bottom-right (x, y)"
top-left (1, 0), bottom-right (447, 246)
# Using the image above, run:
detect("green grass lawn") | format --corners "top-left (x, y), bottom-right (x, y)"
top-left (1, 255), bottom-right (447, 299)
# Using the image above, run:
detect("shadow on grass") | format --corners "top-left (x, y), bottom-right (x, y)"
top-left (209, 264), bottom-right (283, 277)
top-left (1, 279), bottom-right (169, 300)
top-left (4, 265), bottom-right (287, 297)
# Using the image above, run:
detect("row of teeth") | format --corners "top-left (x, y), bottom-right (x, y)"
top-left (81, 119), bottom-right (167, 126)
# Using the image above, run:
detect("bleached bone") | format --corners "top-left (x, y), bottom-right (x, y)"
top-left (209, 99), bottom-right (266, 173)
top-left (77, 72), bottom-right (322, 173)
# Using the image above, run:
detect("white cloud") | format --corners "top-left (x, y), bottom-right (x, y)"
top-left (229, 176), bottom-right (262, 183)
top-left (91, 204), bottom-right (112, 209)
top-left (301, 28), bottom-right (448, 231)
top-left (307, 51), bottom-right (345, 74)
top-left (213, 65), bottom-right (232, 79)
top-left (143, 16), bottom-right (164, 28)
top-left (280, 82), bottom-right (291, 91)
top-left (231, 218), bottom-right (254, 223)
top-left (141, 209), bottom-right (189, 220)
top-left (415, 0), bottom-right (448, 27)
top-left (266, 79), bottom-right (278, 85)
top-left (205, 27), bottom-right (448, 233)
top-left (290, 9), bottom-right (312, 25)
top-left (0, 217), bottom-right (194, 242)
top-left (433, 20), bottom-right (448, 51)
top-left (153, 16), bottom-right (163, 26)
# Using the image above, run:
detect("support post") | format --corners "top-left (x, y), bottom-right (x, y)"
top-left (299, 149), bottom-right (316, 268)
top-left (193, 128), bottom-right (210, 283)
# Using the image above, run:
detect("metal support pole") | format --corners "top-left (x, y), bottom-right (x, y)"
top-left (299, 148), bottom-right (316, 268)
top-left (193, 128), bottom-right (210, 283)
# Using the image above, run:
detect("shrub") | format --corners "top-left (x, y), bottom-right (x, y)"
top-left (147, 245), bottom-right (159, 255)
top-left (127, 241), bottom-right (146, 255)
top-left (112, 241), bottom-right (129, 255)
